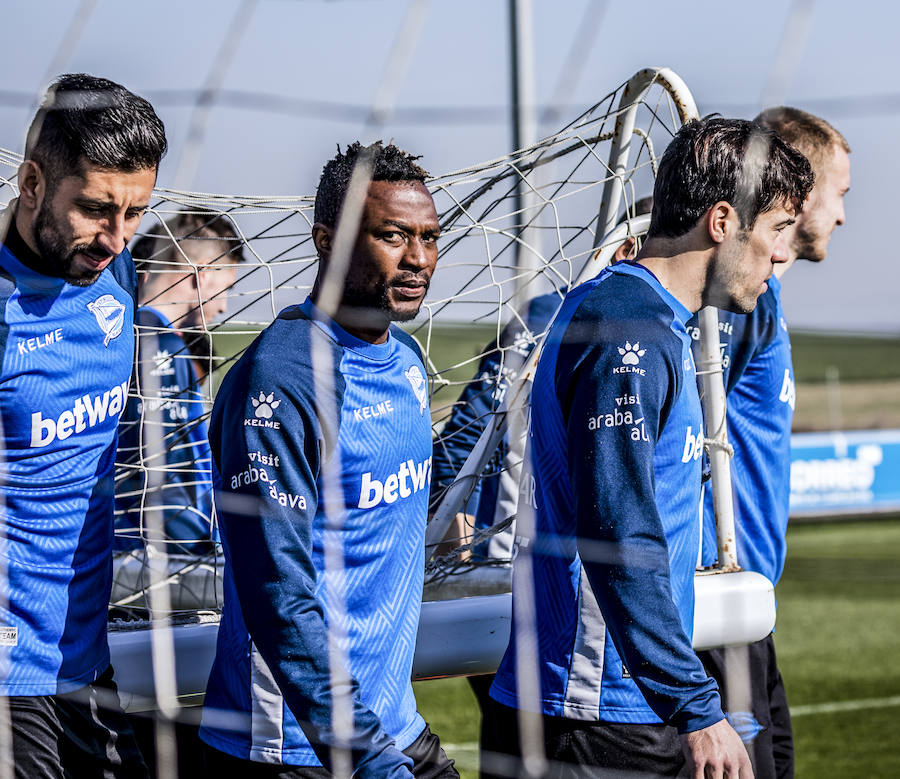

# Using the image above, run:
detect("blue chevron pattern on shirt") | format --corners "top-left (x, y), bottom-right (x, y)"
top-left (0, 234), bottom-right (136, 695)
top-left (689, 276), bottom-right (793, 585)
top-left (200, 298), bottom-right (430, 776)
top-left (490, 263), bottom-right (723, 733)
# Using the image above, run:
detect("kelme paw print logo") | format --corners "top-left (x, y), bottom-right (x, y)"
top-left (251, 391), bottom-right (281, 419)
top-left (618, 341), bottom-right (646, 366)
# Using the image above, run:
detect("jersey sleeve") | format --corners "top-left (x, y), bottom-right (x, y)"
top-left (431, 338), bottom-right (508, 516)
top-left (563, 316), bottom-right (722, 733)
top-left (431, 294), bottom-right (560, 519)
top-left (210, 341), bottom-right (413, 778)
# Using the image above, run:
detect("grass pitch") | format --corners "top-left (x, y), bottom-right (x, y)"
top-left (414, 518), bottom-right (900, 778)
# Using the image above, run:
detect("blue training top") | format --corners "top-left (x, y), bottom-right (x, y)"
top-left (115, 306), bottom-right (215, 553)
top-left (689, 276), bottom-right (794, 585)
top-left (490, 262), bottom-right (723, 733)
top-left (0, 217), bottom-right (136, 695)
top-left (431, 291), bottom-right (562, 539)
top-left (199, 298), bottom-right (432, 777)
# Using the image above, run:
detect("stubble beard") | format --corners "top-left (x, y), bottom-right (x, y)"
top-left (792, 220), bottom-right (828, 263)
top-left (340, 272), bottom-right (428, 324)
top-left (33, 201), bottom-right (103, 286)
top-left (711, 236), bottom-right (760, 315)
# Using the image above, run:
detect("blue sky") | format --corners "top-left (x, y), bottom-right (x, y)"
top-left (1, 0), bottom-right (895, 331)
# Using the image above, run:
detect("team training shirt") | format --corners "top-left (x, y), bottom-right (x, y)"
top-left (490, 262), bottom-right (723, 732)
top-left (200, 298), bottom-right (431, 776)
top-left (690, 276), bottom-right (794, 584)
top-left (432, 292), bottom-right (562, 545)
top-left (116, 306), bottom-right (214, 553)
top-left (0, 215), bottom-right (136, 695)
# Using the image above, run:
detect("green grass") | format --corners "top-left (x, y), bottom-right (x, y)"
top-left (208, 324), bottom-right (900, 430)
top-left (211, 323), bottom-right (900, 385)
top-left (414, 519), bottom-right (900, 778)
top-left (791, 332), bottom-right (900, 383)
top-left (775, 519), bottom-right (900, 777)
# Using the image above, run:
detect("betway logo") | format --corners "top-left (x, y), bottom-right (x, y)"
top-left (30, 379), bottom-right (129, 448)
top-left (358, 457), bottom-right (432, 509)
top-left (682, 426), bottom-right (704, 463)
top-left (779, 369), bottom-right (796, 409)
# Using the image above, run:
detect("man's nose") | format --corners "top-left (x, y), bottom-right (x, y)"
top-left (96, 214), bottom-right (127, 256)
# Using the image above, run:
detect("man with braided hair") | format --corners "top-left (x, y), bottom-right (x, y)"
top-left (200, 142), bottom-right (458, 777)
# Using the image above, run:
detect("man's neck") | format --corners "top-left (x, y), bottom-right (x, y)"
top-left (6, 206), bottom-right (48, 275)
top-left (635, 238), bottom-right (709, 313)
top-left (309, 286), bottom-right (391, 345)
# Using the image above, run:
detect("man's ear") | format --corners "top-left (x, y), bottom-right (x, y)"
top-left (706, 201), bottom-right (737, 245)
top-left (17, 160), bottom-right (46, 211)
top-left (613, 236), bottom-right (636, 263)
top-left (312, 223), bottom-right (333, 261)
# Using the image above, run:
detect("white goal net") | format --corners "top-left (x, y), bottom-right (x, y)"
top-left (0, 67), bottom-right (699, 626)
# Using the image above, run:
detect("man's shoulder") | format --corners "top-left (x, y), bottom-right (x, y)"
top-left (107, 248), bottom-right (138, 307)
top-left (222, 309), bottom-right (321, 396)
top-left (255, 305), bottom-right (317, 355)
top-left (564, 270), bottom-right (685, 351)
top-left (389, 326), bottom-right (424, 365)
top-left (726, 283), bottom-right (783, 350)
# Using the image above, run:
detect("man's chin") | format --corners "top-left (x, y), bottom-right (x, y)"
top-left (389, 304), bottom-right (423, 323)
top-left (64, 266), bottom-right (105, 287)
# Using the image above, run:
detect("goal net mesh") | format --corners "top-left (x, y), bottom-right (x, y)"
top-left (0, 72), bottom-right (689, 621)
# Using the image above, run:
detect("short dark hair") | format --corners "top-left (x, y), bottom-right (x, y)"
top-left (755, 106), bottom-right (850, 172)
top-left (131, 209), bottom-right (245, 273)
top-left (25, 73), bottom-right (167, 189)
top-left (648, 116), bottom-right (814, 239)
top-left (314, 141), bottom-right (428, 227)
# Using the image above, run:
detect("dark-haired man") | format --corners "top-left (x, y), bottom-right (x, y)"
top-left (116, 210), bottom-right (245, 554)
top-left (0, 74), bottom-right (166, 777)
top-left (483, 117), bottom-right (813, 778)
top-left (693, 108), bottom-right (851, 779)
top-left (200, 142), bottom-right (458, 777)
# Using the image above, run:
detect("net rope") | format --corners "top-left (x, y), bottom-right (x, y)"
top-left (0, 73), bottom-right (687, 620)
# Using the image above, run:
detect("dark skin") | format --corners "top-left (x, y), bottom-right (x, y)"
top-left (311, 180), bottom-right (440, 344)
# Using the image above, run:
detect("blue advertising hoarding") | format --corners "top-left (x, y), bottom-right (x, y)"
top-left (790, 429), bottom-right (900, 517)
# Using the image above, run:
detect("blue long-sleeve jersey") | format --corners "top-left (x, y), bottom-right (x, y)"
top-left (199, 298), bottom-right (431, 776)
top-left (689, 276), bottom-right (793, 584)
top-left (490, 263), bottom-right (723, 733)
top-left (0, 215), bottom-right (136, 695)
top-left (115, 306), bottom-right (214, 553)
top-left (431, 292), bottom-right (562, 537)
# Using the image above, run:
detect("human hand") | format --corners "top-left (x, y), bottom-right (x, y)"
top-left (680, 718), bottom-right (753, 778)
